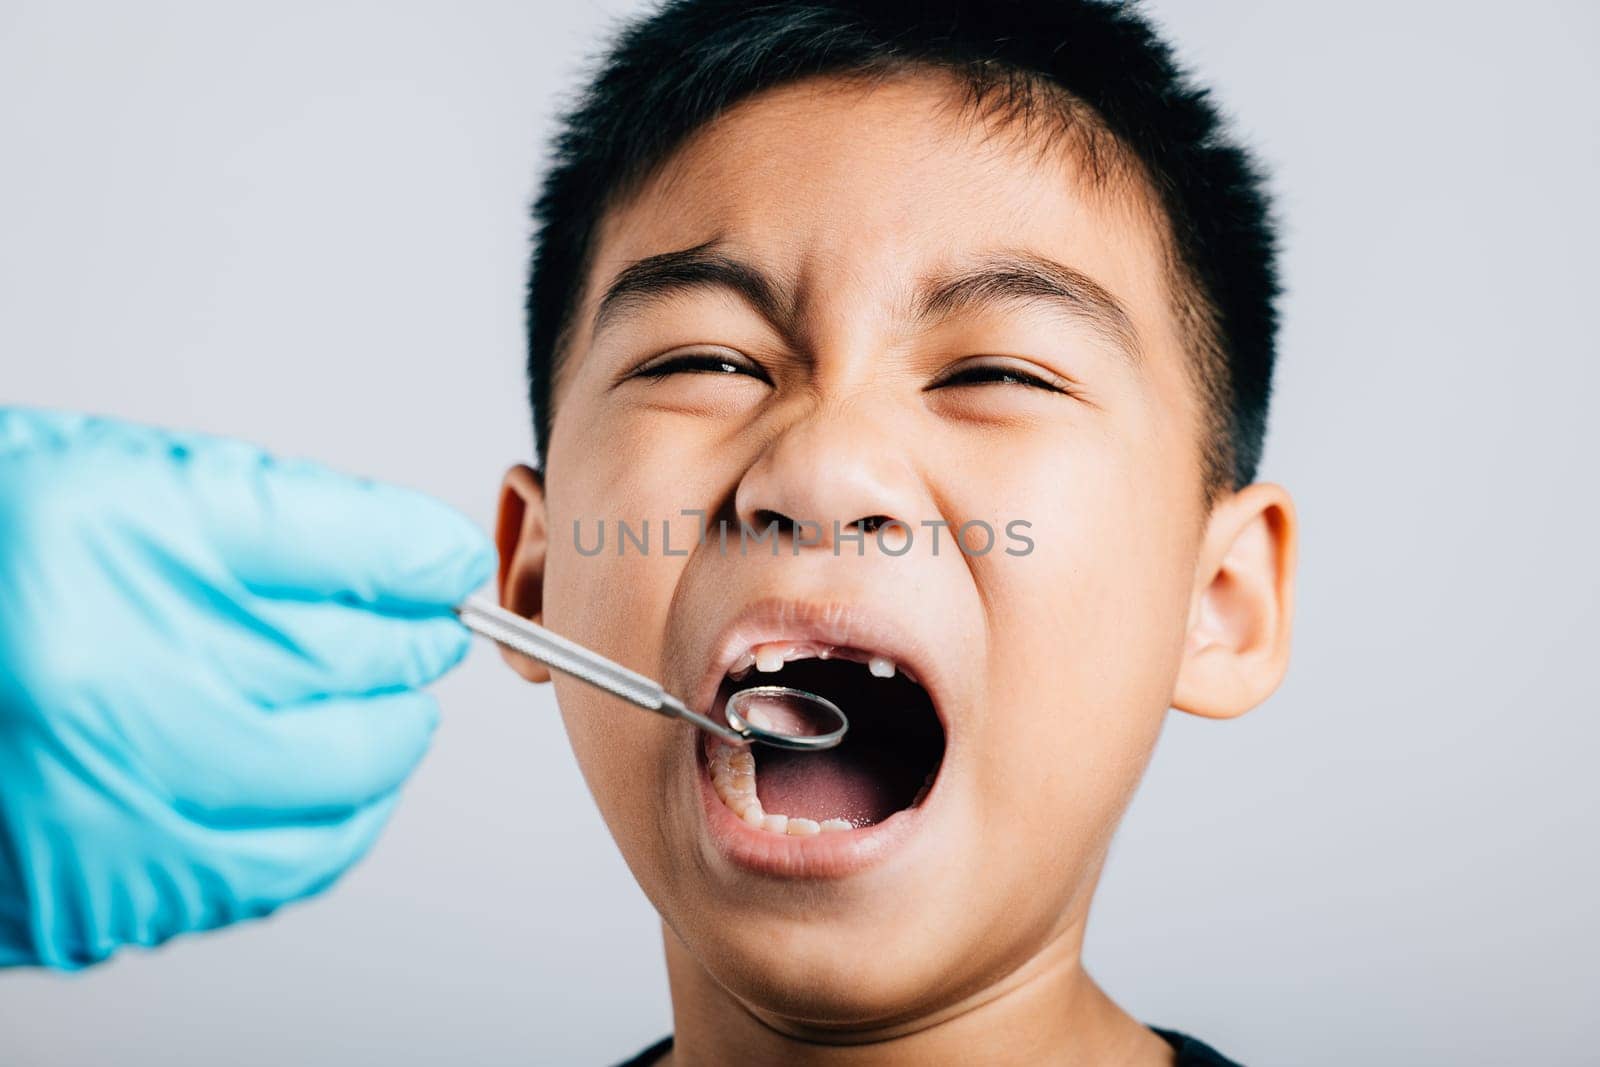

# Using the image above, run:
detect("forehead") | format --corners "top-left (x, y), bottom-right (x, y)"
top-left (577, 70), bottom-right (1183, 367)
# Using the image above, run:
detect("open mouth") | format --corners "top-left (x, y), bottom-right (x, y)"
top-left (706, 641), bottom-right (946, 836)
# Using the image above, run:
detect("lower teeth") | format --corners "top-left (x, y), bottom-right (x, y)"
top-left (709, 742), bottom-right (860, 835)
top-left (709, 742), bottom-right (936, 834)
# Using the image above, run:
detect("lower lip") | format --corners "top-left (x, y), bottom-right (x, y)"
top-left (694, 735), bottom-right (933, 880)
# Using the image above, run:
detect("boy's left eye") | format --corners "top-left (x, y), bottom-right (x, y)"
top-left (927, 359), bottom-right (1072, 394)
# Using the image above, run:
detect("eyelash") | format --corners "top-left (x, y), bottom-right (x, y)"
top-left (631, 353), bottom-right (1071, 395)
top-left (633, 352), bottom-right (770, 382)
top-left (929, 363), bottom-right (1068, 393)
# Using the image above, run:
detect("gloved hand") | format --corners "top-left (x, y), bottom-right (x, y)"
top-left (0, 408), bottom-right (493, 969)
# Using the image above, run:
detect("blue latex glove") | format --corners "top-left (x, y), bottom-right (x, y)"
top-left (0, 408), bottom-right (493, 969)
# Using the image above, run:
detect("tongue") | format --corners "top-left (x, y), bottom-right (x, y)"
top-left (754, 747), bottom-right (919, 827)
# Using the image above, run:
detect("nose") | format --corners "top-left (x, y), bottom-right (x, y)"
top-left (733, 394), bottom-right (922, 551)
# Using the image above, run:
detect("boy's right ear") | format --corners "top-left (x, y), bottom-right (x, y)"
top-left (493, 463), bottom-right (552, 683)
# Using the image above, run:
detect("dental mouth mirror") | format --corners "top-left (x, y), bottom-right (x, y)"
top-left (455, 597), bottom-right (848, 751)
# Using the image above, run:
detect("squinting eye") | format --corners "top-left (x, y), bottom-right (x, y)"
top-left (632, 352), bottom-right (770, 382)
top-left (930, 362), bottom-right (1069, 393)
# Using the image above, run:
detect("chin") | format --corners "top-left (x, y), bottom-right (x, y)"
top-left (699, 917), bottom-right (964, 1030)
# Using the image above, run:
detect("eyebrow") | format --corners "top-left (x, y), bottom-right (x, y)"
top-left (592, 241), bottom-right (1141, 363)
top-left (915, 252), bottom-right (1142, 362)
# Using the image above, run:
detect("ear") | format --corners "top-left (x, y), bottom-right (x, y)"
top-left (1171, 482), bottom-right (1298, 719)
top-left (494, 463), bottom-right (552, 683)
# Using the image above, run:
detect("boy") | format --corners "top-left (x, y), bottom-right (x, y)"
top-left (493, 1), bottom-right (1296, 1062)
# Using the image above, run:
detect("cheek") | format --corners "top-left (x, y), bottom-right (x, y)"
top-left (552, 672), bottom-right (682, 880)
top-left (967, 428), bottom-right (1196, 843)
top-left (540, 422), bottom-right (702, 659)
top-left (537, 467), bottom-right (700, 896)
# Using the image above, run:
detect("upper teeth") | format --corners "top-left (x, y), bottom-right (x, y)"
top-left (733, 641), bottom-right (899, 680)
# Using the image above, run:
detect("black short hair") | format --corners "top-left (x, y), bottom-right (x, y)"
top-left (527, 0), bottom-right (1279, 494)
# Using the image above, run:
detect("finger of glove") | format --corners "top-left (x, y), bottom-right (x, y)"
top-left (160, 690), bottom-right (440, 823)
top-left (196, 596), bottom-right (473, 707)
top-left (0, 407), bottom-right (260, 475)
top-left (0, 406), bottom-right (172, 457)
top-left (0, 708), bottom-right (411, 968)
top-left (175, 793), bottom-right (403, 934)
top-left (182, 441), bottom-right (494, 610)
top-left (0, 408), bottom-right (494, 610)
top-left (0, 406), bottom-right (88, 455)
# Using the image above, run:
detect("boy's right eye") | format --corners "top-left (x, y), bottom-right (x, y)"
top-left (630, 351), bottom-right (771, 382)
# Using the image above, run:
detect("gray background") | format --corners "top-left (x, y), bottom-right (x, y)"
top-left (2, 1), bottom-right (1596, 1063)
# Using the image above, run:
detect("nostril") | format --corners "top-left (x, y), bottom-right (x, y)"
top-left (746, 511), bottom-right (898, 540)
top-left (751, 508), bottom-right (799, 535)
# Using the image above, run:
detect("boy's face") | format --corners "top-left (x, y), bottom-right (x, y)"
top-left (498, 73), bottom-right (1292, 1030)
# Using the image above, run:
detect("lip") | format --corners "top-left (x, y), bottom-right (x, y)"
top-left (684, 596), bottom-right (953, 880)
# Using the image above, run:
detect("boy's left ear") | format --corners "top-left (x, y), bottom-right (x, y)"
top-left (1171, 482), bottom-right (1298, 719)
top-left (493, 463), bottom-right (552, 684)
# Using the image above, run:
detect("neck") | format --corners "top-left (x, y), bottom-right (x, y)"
top-left (657, 920), bottom-right (1174, 1067)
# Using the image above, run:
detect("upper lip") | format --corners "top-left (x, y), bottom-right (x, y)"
top-left (687, 596), bottom-right (951, 738)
